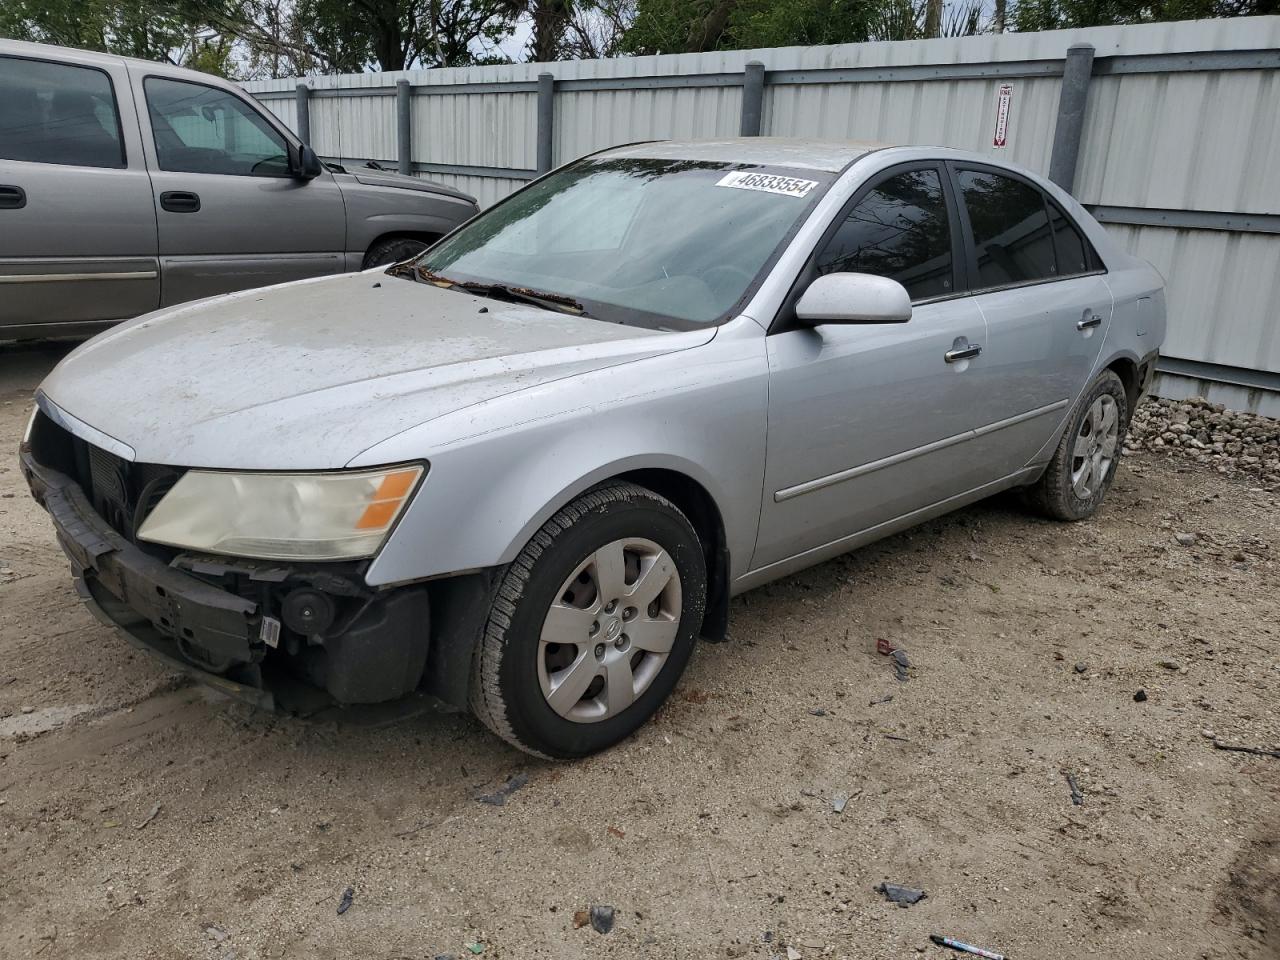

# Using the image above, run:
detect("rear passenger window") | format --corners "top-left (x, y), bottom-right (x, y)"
top-left (0, 56), bottom-right (125, 168)
top-left (957, 169), bottom-right (1054, 287)
top-left (1048, 202), bottom-right (1092, 275)
top-left (815, 168), bottom-right (955, 301)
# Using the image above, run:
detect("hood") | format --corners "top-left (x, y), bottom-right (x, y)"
top-left (40, 272), bottom-right (713, 470)
top-left (346, 168), bottom-right (476, 204)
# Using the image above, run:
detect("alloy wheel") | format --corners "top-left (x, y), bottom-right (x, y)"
top-left (1070, 394), bottom-right (1119, 499)
top-left (537, 537), bottom-right (682, 723)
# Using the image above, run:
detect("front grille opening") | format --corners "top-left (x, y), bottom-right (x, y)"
top-left (30, 410), bottom-right (186, 544)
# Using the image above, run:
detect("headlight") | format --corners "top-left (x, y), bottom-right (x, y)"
top-left (136, 464), bottom-right (424, 561)
top-left (20, 407), bottom-right (38, 450)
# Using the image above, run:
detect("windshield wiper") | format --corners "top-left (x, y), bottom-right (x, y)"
top-left (454, 280), bottom-right (587, 316)
top-left (386, 265), bottom-right (588, 317)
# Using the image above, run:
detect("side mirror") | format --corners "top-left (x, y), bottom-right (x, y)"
top-left (292, 144), bottom-right (323, 181)
top-left (794, 272), bottom-right (912, 325)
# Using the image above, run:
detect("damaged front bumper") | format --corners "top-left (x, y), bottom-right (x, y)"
top-left (20, 450), bottom-right (431, 713)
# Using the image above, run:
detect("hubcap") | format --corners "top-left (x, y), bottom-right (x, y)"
top-left (1070, 394), bottom-right (1119, 499)
top-left (537, 537), bottom-right (681, 723)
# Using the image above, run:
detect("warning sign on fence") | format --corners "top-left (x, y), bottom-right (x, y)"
top-left (993, 84), bottom-right (1013, 147)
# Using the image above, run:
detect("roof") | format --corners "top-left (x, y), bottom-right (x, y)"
top-left (598, 137), bottom-right (893, 173)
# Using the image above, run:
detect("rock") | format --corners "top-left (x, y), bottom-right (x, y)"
top-left (1133, 689), bottom-right (1148, 702)
top-left (1074, 662), bottom-right (1088, 674)
top-left (1174, 532), bottom-right (1197, 546)
top-left (787, 948), bottom-right (802, 960)
top-left (589, 905), bottom-right (615, 934)
top-left (1159, 659), bottom-right (1182, 670)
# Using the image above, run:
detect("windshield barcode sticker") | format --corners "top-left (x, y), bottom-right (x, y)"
top-left (716, 171), bottom-right (818, 198)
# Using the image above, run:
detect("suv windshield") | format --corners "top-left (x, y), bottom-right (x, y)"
top-left (402, 157), bottom-right (832, 329)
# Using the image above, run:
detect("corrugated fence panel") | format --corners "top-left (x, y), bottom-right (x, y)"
top-left (763, 76), bottom-right (1062, 174)
top-left (413, 92), bottom-right (537, 170)
top-left (1105, 224), bottom-right (1280, 373)
top-left (554, 86), bottom-right (743, 165)
top-left (1078, 69), bottom-right (1280, 214)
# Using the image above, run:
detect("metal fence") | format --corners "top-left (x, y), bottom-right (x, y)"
top-left (243, 17), bottom-right (1280, 415)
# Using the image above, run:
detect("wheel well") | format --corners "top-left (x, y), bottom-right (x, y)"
top-left (618, 468), bottom-right (731, 643)
top-left (363, 231), bottom-right (442, 265)
top-left (1107, 357), bottom-right (1140, 413)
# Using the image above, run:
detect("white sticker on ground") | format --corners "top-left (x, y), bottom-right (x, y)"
top-left (716, 171), bottom-right (818, 198)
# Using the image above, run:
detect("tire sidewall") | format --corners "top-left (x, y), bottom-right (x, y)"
top-left (494, 496), bottom-right (707, 759)
top-left (1055, 372), bottom-right (1129, 519)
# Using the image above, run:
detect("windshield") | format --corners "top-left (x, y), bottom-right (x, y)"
top-left (404, 157), bottom-right (832, 329)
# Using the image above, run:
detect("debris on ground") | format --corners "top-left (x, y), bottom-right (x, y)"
top-left (337, 886), bottom-right (354, 915)
top-left (876, 638), bottom-right (896, 656)
top-left (883, 733), bottom-right (909, 742)
top-left (1212, 741), bottom-right (1280, 760)
top-left (930, 933), bottom-right (1005, 959)
top-left (808, 707), bottom-right (827, 717)
top-left (572, 910), bottom-right (590, 929)
top-left (831, 793), bottom-right (849, 814)
top-left (869, 694), bottom-right (893, 706)
top-left (1174, 532), bottom-right (1197, 547)
top-left (786, 947), bottom-right (802, 960)
top-left (133, 802), bottom-right (161, 830)
top-left (876, 882), bottom-right (926, 907)
top-left (891, 649), bottom-right (911, 681)
top-left (204, 925), bottom-right (228, 943)
top-left (589, 905), bottom-right (615, 934)
top-left (465, 942), bottom-right (484, 954)
top-left (1133, 689), bottom-right (1148, 702)
top-left (1073, 662), bottom-right (1088, 674)
top-left (1064, 772), bottom-right (1084, 806)
top-left (476, 772), bottom-right (529, 806)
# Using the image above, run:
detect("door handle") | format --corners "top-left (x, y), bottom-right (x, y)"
top-left (1077, 313), bottom-right (1103, 331)
top-left (0, 185), bottom-right (26, 210)
top-left (160, 190), bottom-right (201, 213)
top-left (945, 342), bottom-right (982, 363)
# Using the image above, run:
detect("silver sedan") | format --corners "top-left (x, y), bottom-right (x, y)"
top-left (21, 138), bottom-right (1165, 758)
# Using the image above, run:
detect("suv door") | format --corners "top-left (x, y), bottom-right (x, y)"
top-left (753, 163), bottom-right (993, 570)
top-left (0, 51), bottom-right (158, 336)
top-left (132, 71), bottom-right (346, 305)
top-left (948, 164), bottom-right (1113, 477)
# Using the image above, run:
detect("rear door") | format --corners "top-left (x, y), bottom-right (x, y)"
top-left (946, 164), bottom-right (1113, 476)
top-left (0, 50), bottom-right (158, 333)
top-left (130, 70), bottom-right (346, 305)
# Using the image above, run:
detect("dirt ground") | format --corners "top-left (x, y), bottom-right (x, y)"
top-left (2, 339), bottom-right (1278, 960)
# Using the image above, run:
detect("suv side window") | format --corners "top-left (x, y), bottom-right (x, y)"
top-left (956, 169), bottom-right (1055, 288)
top-left (814, 167), bottom-right (955, 302)
top-left (0, 56), bottom-right (125, 168)
top-left (144, 77), bottom-right (289, 177)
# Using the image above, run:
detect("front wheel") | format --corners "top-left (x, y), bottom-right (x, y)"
top-left (362, 236), bottom-right (430, 269)
top-left (1027, 368), bottom-right (1129, 521)
top-left (470, 481), bottom-right (707, 759)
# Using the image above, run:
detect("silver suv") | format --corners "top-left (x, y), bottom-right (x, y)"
top-left (0, 40), bottom-right (479, 340)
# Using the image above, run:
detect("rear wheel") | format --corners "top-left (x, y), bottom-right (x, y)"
top-left (1027, 369), bottom-right (1128, 521)
top-left (362, 236), bottom-right (431, 269)
top-left (470, 481), bottom-right (707, 759)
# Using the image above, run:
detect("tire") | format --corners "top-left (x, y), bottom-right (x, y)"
top-left (362, 236), bottom-right (431, 269)
top-left (1027, 369), bottom-right (1129, 521)
top-left (470, 481), bottom-right (708, 759)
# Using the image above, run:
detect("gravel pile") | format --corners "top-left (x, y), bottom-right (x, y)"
top-left (1126, 395), bottom-right (1280, 489)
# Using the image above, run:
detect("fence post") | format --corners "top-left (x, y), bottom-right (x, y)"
top-left (396, 79), bottom-right (412, 177)
top-left (740, 61), bottom-right (765, 136)
top-left (294, 82), bottom-right (311, 146)
top-left (536, 72), bottom-right (555, 174)
top-left (1049, 43), bottom-right (1095, 193)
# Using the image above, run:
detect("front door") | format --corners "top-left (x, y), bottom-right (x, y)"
top-left (129, 70), bottom-right (346, 306)
top-left (946, 164), bottom-right (1113, 476)
top-left (0, 51), bottom-right (158, 333)
top-left (753, 164), bottom-right (992, 570)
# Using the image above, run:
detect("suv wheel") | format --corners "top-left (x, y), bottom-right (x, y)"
top-left (1027, 368), bottom-right (1129, 521)
top-left (363, 236), bottom-right (431, 268)
top-left (471, 481), bottom-right (707, 759)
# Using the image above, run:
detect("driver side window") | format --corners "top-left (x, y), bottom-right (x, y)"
top-left (144, 77), bottom-right (289, 177)
top-left (814, 167), bottom-right (955, 302)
